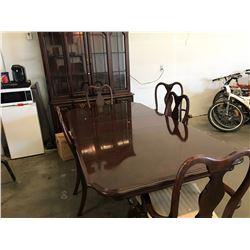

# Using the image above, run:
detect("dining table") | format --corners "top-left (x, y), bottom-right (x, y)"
top-left (65, 100), bottom-right (236, 215)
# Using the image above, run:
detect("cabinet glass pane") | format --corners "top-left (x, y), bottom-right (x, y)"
top-left (66, 32), bottom-right (89, 93)
top-left (89, 33), bottom-right (109, 85)
top-left (44, 32), bottom-right (69, 96)
top-left (111, 33), bottom-right (127, 90)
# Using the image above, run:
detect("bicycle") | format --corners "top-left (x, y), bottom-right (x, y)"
top-left (212, 69), bottom-right (250, 104)
top-left (208, 71), bottom-right (250, 132)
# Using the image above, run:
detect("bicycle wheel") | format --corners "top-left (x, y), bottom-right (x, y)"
top-left (213, 90), bottom-right (228, 104)
top-left (208, 102), bottom-right (244, 132)
top-left (234, 101), bottom-right (250, 123)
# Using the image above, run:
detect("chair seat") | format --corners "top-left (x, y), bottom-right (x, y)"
top-left (178, 210), bottom-right (217, 218)
top-left (137, 183), bottom-right (218, 218)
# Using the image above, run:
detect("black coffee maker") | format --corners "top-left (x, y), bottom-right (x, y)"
top-left (11, 65), bottom-right (27, 83)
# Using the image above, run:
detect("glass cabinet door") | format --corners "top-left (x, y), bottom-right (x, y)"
top-left (110, 32), bottom-right (127, 91)
top-left (87, 32), bottom-right (109, 86)
top-left (43, 32), bottom-right (70, 97)
top-left (65, 32), bottom-right (90, 95)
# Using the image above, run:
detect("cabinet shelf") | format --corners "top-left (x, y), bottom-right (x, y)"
top-left (48, 55), bottom-right (64, 58)
top-left (72, 73), bottom-right (86, 76)
top-left (111, 51), bottom-right (125, 54)
top-left (90, 52), bottom-right (125, 55)
top-left (51, 74), bottom-right (67, 78)
top-left (69, 54), bottom-right (85, 57)
top-left (49, 55), bottom-right (84, 58)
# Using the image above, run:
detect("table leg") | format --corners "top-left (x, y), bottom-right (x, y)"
top-left (127, 197), bottom-right (148, 218)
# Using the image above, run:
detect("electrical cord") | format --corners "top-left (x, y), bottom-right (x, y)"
top-left (0, 50), bottom-right (6, 72)
top-left (130, 69), bottom-right (165, 85)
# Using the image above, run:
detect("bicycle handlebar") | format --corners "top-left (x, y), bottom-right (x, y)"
top-left (212, 73), bottom-right (242, 82)
top-left (212, 76), bottom-right (227, 82)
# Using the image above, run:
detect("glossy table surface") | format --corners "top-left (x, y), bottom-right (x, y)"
top-left (66, 102), bottom-right (236, 199)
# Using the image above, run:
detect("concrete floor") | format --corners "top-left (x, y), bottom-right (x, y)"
top-left (1, 116), bottom-right (249, 218)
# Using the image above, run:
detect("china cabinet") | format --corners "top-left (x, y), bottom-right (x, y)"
top-left (38, 32), bottom-right (132, 132)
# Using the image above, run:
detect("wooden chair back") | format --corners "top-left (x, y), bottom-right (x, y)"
top-left (169, 149), bottom-right (250, 218)
top-left (86, 84), bottom-right (113, 109)
top-left (155, 82), bottom-right (183, 115)
top-left (56, 106), bottom-right (75, 155)
top-left (56, 106), bottom-right (88, 216)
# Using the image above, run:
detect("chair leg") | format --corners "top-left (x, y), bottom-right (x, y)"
top-left (77, 173), bottom-right (87, 217)
top-left (73, 170), bottom-right (81, 195)
top-left (1, 160), bottom-right (16, 182)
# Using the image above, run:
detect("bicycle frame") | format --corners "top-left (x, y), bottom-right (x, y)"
top-left (224, 85), bottom-right (250, 110)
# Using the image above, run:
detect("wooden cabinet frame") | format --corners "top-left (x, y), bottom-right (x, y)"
top-left (38, 32), bottom-right (133, 132)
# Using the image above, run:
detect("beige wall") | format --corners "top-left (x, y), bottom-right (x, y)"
top-left (1, 32), bottom-right (49, 111)
top-left (0, 32), bottom-right (3, 70)
top-left (129, 32), bottom-right (250, 115)
top-left (0, 32), bottom-right (2, 51)
top-left (1, 32), bottom-right (250, 117)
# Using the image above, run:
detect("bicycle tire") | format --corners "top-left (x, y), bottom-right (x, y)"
top-left (208, 102), bottom-right (244, 132)
top-left (233, 100), bottom-right (250, 123)
top-left (213, 90), bottom-right (228, 104)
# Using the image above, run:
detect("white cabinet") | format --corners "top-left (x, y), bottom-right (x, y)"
top-left (1, 103), bottom-right (44, 159)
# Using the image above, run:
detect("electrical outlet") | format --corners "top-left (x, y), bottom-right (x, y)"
top-left (26, 32), bottom-right (33, 40)
top-left (160, 65), bottom-right (164, 71)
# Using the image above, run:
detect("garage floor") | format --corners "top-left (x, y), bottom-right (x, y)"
top-left (1, 116), bottom-right (249, 218)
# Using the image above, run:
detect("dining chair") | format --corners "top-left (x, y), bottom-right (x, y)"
top-left (155, 82), bottom-right (183, 115)
top-left (1, 159), bottom-right (16, 182)
top-left (56, 106), bottom-right (88, 217)
top-left (165, 91), bottom-right (190, 124)
top-left (86, 84), bottom-right (114, 109)
top-left (138, 149), bottom-right (250, 218)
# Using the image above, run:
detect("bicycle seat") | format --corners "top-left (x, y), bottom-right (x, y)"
top-left (245, 69), bottom-right (250, 75)
top-left (231, 74), bottom-right (242, 80)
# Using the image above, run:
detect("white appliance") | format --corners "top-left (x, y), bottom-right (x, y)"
top-left (1, 87), bottom-right (44, 159)
top-left (1, 87), bottom-right (33, 106)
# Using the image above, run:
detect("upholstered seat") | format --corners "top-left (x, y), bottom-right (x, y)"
top-left (137, 183), bottom-right (217, 218)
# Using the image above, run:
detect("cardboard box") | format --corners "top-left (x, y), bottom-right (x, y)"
top-left (55, 133), bottom-right (74, 161)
